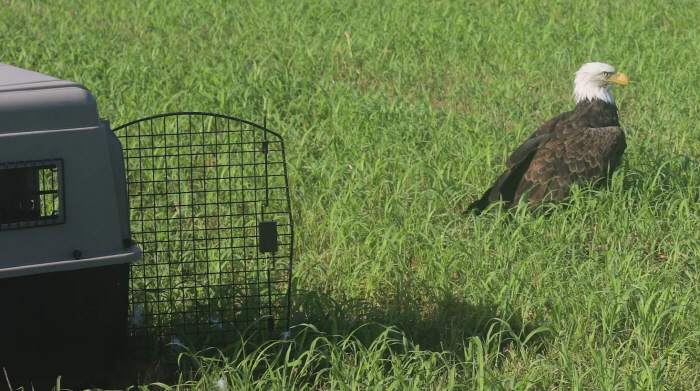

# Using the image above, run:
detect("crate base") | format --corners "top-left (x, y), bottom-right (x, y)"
top-left (0, 262), bottom-right (130, 390)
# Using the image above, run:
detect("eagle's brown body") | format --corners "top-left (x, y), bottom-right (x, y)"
top-left (466, 98), bottom-right (627, 213)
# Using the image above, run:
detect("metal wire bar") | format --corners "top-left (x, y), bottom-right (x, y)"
top-left (114, 112), bottom-right (293, 349)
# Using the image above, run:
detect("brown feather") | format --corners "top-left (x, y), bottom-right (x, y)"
top-left (465, 99), bottom-right (626, 214)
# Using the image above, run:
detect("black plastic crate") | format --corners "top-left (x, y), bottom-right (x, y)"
top-left (0, 263), bottom-right (130, 389)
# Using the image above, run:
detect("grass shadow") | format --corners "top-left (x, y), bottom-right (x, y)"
top-left (289, 287), bottom-right (550, 356)
top-left (99, 285), bottom-right (550, 390)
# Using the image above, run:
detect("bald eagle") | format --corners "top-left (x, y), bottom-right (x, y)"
top-left (465, 62), bottom-right (629, 214)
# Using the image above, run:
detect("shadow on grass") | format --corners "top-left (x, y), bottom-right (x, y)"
top-left (99, 286), bottom-right (550, 390)
top-left (289, 287), bottom-right (549, 356)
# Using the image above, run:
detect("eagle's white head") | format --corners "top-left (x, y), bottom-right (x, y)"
top-left (573, 62), bottom-right (629, 105)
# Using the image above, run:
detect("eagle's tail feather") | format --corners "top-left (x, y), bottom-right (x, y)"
top-left (463, 186), bottom-right (493, 215)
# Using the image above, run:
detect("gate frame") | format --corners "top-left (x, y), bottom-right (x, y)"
top-left (113, 111), bottom-right (295, 346)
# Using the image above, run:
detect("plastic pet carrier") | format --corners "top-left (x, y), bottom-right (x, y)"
top-left (0, 63), bottom-right (141, 388)
top-left (0, 63), bottom-right (294, 388)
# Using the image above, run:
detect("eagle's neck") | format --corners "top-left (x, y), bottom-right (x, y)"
top-left (573, 79), bottom-right (615, 105)
top-left (574, 99), bottom-right (620, 128)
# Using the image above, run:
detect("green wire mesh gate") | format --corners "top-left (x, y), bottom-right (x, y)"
top-left (114, 112), bottom-right (293, 351)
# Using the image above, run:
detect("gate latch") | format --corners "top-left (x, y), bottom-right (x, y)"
top-left (258, 220), bottom-right (278, 253)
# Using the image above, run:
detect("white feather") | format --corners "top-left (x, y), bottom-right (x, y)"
top-left (573, 62), bottom-right (617, 105)
top-left (170, 336), bottom-right (183, 353)
top-left (130, 304), bottom-right (144, 327)
top-left (210, 317), bottom-right (224, 330)
top-left (216, 377), bottom-right (228, 391)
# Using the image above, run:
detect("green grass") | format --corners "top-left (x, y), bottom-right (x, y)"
top-left (3, 0), bottom-right (700, 389)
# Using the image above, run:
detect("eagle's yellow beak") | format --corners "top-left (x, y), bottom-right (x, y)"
top-left (607, 71), bottom-right (629, 86)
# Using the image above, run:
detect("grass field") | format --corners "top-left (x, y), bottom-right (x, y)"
top-left (3, 0), bottom-right (700, 389)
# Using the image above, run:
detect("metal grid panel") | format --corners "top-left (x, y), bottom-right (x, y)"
top-left (114, 113), bottom-right (293, 348)
top-left (0, 159), bottom-right (63, 230)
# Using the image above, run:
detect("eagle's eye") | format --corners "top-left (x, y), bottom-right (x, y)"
top-left (603, 71), bottom-right (612, 78)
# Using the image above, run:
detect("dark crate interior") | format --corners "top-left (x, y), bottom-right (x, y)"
top-left (0, 160), bottom-right (63, 229)
top-left (0, 263), bottom-right (130, 387)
